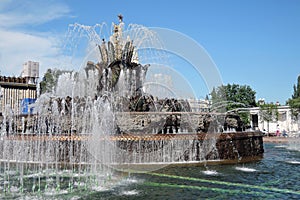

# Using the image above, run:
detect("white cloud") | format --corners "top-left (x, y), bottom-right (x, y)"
top-left (0, 0), bottom-right (70, 28)
top-left (0, 30), bottom-right (57, 75)
top-left (0, 0), bottom-right (77, 77)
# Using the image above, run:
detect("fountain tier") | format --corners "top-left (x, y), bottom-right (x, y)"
top-left (1, 132), bottom-right (264, 166)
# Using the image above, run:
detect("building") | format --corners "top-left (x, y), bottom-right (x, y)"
top-left (21, 61), bottom-right (39, 84)
top-left (187, 99), bottom-right (210, 112)
top-left (0, 76), bottom-right (37, 115)
top-left (247, 106), bottom-right (299, 134)
top-left (0, 61), bottom-right (39, 115)
top-left (188, 98), bottom-right (299, 134)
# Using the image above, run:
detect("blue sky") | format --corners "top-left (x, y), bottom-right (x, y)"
top-left (0, 0), bottom-right (299, 104)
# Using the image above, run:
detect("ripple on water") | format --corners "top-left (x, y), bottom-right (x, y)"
top-left (70, 196), bottom-right (81, 200)
top-left (118, 177), bottom-right (143, 185)
top-left (123, 178), bottom-right (139, 183)
top-left (120, 189), bottom-right (139, 196)
top-left (235, 167), bottom-right (257, 172)
top-left (44, 189), bottom-right (69, 196)
top-left (274, 145), bottom-right (287, 148)
top-left (202, 170), bottom-right (219, 176)
top-left (91, 185), bottom-right (109, 192)
top-left (285, 160), bottom-right (300, 165)
top-left (286, 146), bottom-right (300, 151)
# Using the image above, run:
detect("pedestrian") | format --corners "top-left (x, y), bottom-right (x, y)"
top-left (282, 129), bottom-right (288, 137)
top-left (276, 124), bottom-right (280, 137)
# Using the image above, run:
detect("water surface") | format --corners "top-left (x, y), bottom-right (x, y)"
top-left (1, 142), bottom-right (300, 199)
top-left (82, 142), bottom-right (300, 199)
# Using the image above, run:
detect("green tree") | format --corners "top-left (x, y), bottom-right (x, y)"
top-left (287, 75), bottom-right (300, 118)
top-left (292, 75), bottom-right (300, 99)
top-left (211, 84), bottom-right (256, 110)
top-left (210, 83), bottom-right (257, 125)
top-left (40, 69), bottom-right (73, 94)
top-left (259, 102), bottom-right (278, 134)
top-left (40, 69), bottom-right (55, 94)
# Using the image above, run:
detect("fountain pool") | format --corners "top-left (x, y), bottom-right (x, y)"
top-left (0, 142), bottom-right (298, 199)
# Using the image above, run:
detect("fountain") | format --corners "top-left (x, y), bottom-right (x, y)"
top-left (0, 16), bottom-right (264, 198)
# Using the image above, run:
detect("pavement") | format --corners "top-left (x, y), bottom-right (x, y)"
top-left (263, 136), bottom-right (293, 143)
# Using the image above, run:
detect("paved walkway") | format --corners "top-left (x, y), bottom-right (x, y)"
top-left (263, 136), bottom-right (293, 143)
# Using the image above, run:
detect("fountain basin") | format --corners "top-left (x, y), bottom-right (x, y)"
top-left (1, 132), bottom-right (264, 167)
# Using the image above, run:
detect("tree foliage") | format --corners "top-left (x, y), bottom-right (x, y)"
top-left (259, 102), bottom-right (279, 133)
top-left (259, 103), bottom-right (278, 122)
top-left (39, 69), bottom-right (73, 94)
top-left (292, 75), bottom-right (300, 99)
top-left (210, 84), bottom-right (257, 111)
top-left (210, 84), bottom-right (257, 126)
top-left (287, 75), bottom-right (300, 118)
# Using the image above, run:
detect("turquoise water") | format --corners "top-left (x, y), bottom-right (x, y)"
top-left (1, 142), bottom-right (300, 199)
top-left (82, 143), bottom-right (300, 200)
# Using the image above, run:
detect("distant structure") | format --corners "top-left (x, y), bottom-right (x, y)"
top-left (0, 61), bottom-right (39, 115)
top-left (21, 61), bottom-right (39, 84)
top-left (247, 106), bottom-right (299, 134)
top-left (188, 99), bottom-right (210, 112)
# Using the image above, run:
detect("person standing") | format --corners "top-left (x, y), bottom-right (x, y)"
top-left (276, 124), bottom-right (280, 137)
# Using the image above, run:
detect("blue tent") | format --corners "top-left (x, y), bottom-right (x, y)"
top-left (21, 98), bottom-right (36, 114)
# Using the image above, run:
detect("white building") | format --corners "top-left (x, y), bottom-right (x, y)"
top-left (247, 106), bottom-right (299, 134)
top-left (187, 99), bottom-right (210, 112)
top-left (21, 61), bottom-right (39, 84)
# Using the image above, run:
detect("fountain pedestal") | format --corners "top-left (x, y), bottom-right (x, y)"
top-left (1, 131), bottom-right (263, 165)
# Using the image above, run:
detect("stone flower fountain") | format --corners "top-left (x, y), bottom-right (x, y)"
top-left (0, 15), bottom-right (264, 197)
